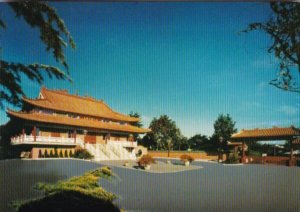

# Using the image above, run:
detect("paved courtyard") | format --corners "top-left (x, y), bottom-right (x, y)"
top-left (0, 159), bottom-right (299, 212)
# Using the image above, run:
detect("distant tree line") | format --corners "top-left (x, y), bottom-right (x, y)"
top-left (138, 113), bottom-right (238, 152)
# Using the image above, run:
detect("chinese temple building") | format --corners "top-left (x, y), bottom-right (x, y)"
top-left (7, 87), bottom-right (150, 160)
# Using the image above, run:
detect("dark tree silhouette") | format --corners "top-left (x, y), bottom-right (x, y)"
top-left (243, 2), bottom-right (300, 92)
top-left (0, 1), bottom-right (75, 108)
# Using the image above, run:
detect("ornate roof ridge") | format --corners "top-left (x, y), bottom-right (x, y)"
top-left (239, 126), bottom-right (299, 132)
top-left (41, 87), bottom-right (106, 104)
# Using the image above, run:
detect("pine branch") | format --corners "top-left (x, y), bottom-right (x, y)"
top-left (0, 60), bottom-right (72, 108)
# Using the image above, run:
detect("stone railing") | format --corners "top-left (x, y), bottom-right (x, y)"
top-left (107, 140), bottom-right (137, 148)
top-left (11, 135), bottom-right (82, 146)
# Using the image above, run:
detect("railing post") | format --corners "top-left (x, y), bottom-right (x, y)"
top-left (33, 126), bottom-right (37, 142)
top-left (74, 130), bottom-right (76, 144)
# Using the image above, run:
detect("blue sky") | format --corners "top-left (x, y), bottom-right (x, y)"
top-left (1, 2), bottom-right (299, 138)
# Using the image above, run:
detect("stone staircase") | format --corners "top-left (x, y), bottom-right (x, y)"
top-left (84, 142), bottom-right (136, 161)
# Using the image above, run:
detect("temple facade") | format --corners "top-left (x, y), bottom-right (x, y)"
top-left (7, 87), bottom-right (150, 160)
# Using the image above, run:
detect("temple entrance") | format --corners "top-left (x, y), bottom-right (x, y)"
top-left (230, 127), bottom-right (300, 166)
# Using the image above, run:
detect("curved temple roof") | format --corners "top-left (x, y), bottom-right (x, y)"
top-left (7, 110), bottom-right (150, 134)
top-left (22, 87), bottom-right (139, 122)
top-left (231, 127), bottom-right (300, 141)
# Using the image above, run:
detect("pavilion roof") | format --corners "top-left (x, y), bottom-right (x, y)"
top-left (231, 127), bottom-right (300, 141)
top-left (7, 110), bottom-right (150, 134)
top-left (22, 87), bottom-right (139, 122)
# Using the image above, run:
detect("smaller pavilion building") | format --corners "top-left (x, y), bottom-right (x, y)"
top-left (231, 126), bottom-right (300, 166)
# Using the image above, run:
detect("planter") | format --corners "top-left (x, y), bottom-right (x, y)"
top-left (144, 164), bottom-right (151, 170)
top-left (184, 161), bottom-right (190, 166)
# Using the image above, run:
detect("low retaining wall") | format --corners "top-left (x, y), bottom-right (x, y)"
top-left (148, 151), bottom-right (218, 160)
top-left (246, 156), bottom-right (300, 166)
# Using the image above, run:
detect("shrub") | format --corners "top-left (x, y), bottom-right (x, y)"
top-left (69, 150), bottom-right (74, 157)
top-left (180, 154), bottom-right (194, 163)
top-left (54, 148), bottom-right (59, 158)
top-left (15, 168), bottom-right (119, 211)
top-left (74, 148), bottom-right (94, 159)
top-left (227, 152), bottom-right (239, 164)
top-left (59, 150), bottom-right (64, 158)
top-left (44, 150), bottom-right (49, 158)
top-left (38, 149), bottom-right (43, 158)
top-left (65, 149), bottom-right (69, 158)
top-left (101, 166), bottom-right (113, 176)
top-left (138, 154), bottom-right (155, 167)
top-left (50, 150), bottom-right (54, 158)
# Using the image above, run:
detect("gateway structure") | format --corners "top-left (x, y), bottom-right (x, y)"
top-left (8, 87), bottom-right (150, 160)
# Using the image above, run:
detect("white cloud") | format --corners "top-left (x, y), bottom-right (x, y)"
top-left (279, 105), bottom-right (298, 116)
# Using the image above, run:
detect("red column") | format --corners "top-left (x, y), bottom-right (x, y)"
top-left (289, 140), bottom-right (294, 166)
top-left (74, 130), bottom-right (76, 144)
top-left (33, 126), bottom-right (36, 142)
top-left (241, 141), bottom-right (246, 163)
top-left (22, 128), bottom-right (25, 142)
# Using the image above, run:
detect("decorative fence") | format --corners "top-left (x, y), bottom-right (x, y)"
top-left (148, 151), bottom-right (218, 160)
top-left (246, 156), bottom-right (300, 166)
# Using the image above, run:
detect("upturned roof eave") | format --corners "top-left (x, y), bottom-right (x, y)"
top-left (7, 109), bottom-right (150, 134)
top-left (21, 96), bottom-right (140, 123)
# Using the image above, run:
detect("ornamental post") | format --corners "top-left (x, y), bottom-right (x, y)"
top-left (74, 129), bottom-right (76, 144)
top-left (33, 126), bottom-right (36, 142)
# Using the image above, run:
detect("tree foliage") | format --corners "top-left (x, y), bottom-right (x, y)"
top-left (243, 2), bottom-right (300, 92)
top-left (0, 1), bottom-right (75, 108)
top-left (129, 111), bottom-right (143, 141)
top-left (148, 115), bottom-right (184, 150)
top-left (188, 134), bottom-right (210, 150)
top-left (211, 114), bottom-right (237, 145)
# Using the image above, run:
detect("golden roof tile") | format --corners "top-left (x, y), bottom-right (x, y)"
top-left (7, 109), bottom-right (150, 134)
top-left (231, 127), bottom-right (300, 139)
top-left (22, 87), bottom-right (139, 122)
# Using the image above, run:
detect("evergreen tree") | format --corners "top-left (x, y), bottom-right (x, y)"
top-left (243, 2), bottom-right (300, 92)
top-left (0, 2), bottom-right (75, 108)
top-left (50, 149), bottom-right (54, 158)
top-left (64, 149), bottom-right (68, 158)
top-left (211, 114), bottom-right (237, 147)
top-left (148, 115), bottom-right (184, 150)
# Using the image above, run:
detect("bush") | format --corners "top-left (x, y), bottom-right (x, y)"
top-left (138, 154), bottom-right (155, 167)
top-left (15, 168), bottom-right (120, 211)
top-left (54, 148), bottom-right (58, 158)
top-left (180, 154), bottom-right (194, 163)
top-left (74, 148), bottom-right (94, 160)
top-left (50, 150), bottom-right (54, 158)
top-left (227, 152), bottom-right (239, 164)
top-left (38, 150), bottom-right (43, 158)
top-left (44, 150), bottom-right (49, 158)
top-left (64, 149), bottom-right (69, 158)
top-left (59, 150), bottom-right (63, 158)
top-left (101, 166), bottom-right (113, 176)
top-left (247, 150), bottom-right (261, 157)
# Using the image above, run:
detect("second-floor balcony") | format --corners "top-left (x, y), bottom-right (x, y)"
top-left (11, 135), bottom-right (82, 146)
top-left (107, 140), bottom-right (137, 148)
